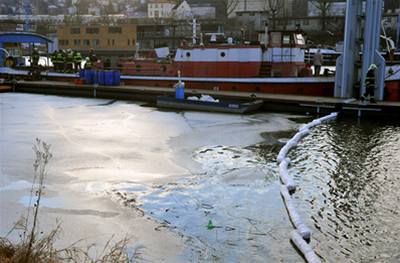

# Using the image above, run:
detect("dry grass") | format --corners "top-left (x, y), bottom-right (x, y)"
top-left (0, 139), bottom-right (140, 263)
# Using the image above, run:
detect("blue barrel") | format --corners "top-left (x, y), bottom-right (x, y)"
top-left (97, 71), bottom-right (105, 85)
top-left (175, 82), bottom-right (185, 99)
top-left (79, 69), bottom-right (85, 79)
top-left (113, 71), bottom-right (121, 86)
top-left (93, 71), bottom-right (98, 84)
top-left (84, 70), bottom-right (95, 84)
top-left (104, 71), bottom-right (114, 86)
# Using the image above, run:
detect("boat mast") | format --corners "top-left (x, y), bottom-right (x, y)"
top-left (192, 18), bottom-right (197, 45)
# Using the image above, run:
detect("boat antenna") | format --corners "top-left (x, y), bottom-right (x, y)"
top-left (200, 33), bottom-right (204, 46)
top-left (134, 42), bottom-right (140, 59)
top-left (178, 70), bottom-right (182, 84)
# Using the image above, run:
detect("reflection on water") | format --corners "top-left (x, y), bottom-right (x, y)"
top-left (273, 119), bottom-right (400, 262)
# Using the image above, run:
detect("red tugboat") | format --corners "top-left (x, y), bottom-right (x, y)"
top-left (120, 31), bottom-right (308, 78)
top-left (119, 30), bottom-right (310, 78)
top-left (115, 30), bottom-right (347, 97)
top-left (114, 27), bottom-right (400, 101)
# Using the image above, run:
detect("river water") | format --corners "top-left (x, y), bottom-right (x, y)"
top-left (285, 119), bottom-right (400, 262)
top-left (1, 93), bottom-right (399, 262)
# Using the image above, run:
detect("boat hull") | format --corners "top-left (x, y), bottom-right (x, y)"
top-left (120, 76), bottom-right (336, 97)
top-left (157, 96), bottom-right (264, 114)
top-left (1, 67), bottom-right (399, 102)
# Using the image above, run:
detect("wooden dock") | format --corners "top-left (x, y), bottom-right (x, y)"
top-left (4, 80), bottom-right (400, 118)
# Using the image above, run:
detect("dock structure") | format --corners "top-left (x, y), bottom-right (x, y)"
top-left (335, 0), bottom-right (386, 101)
top-left (2, 79), bottom-right (400, 118)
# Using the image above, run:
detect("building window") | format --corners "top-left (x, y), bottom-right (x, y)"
top-left (86, 27), bottom-right (99, 34)
top-left (278, 19), bottom-right (285, 26)
top-left (108, 27), bottom-right (122, 34)
top-left (112, 39), bottom-right (115, 46)
top-left (74, 39), bottom-right (81, 46)
top-left (93, 39), bottom-right (100, 46)
top-left (303, 19), bottom-right (309, 25)
top-left (70, 28), bottom-right (80, 34)
top-left (295, 34), bottom-right (305, 45)
top-left (283, 35), bottom-right (291, 45)
top-left (59, 40), bottom-right (69, 46)
top-left (128, 39), bottom-right (130, 45)
top-left (83, 39), bottom-right (90, 46)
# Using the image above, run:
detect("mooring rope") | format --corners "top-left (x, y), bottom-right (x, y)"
top-left (277, 112), bottom-right (338, 263)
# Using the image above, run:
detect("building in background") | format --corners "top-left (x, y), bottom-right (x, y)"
top-left (147, 0), bottom-right (175, 18)
top-left (57, 24), bottom-right (137, 56)
top-left (235, 10), bottom-right (268, 32)
top-left (173, 0), bottom-right (216, 20)
top-left (231, 0), bottom-right (266, 17)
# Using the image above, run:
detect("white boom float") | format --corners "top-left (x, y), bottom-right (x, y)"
top-left (277, 112), bottom-right (338, 263)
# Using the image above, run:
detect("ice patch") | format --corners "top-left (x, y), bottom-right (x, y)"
top-left (20, 195), bottom-right (65, 209)
top-left (0, 180), bottom-right (32, 191)
top-left (104, 144), bottom-right (283, 261)
top-left (193, 145), bottom-right (267, 176)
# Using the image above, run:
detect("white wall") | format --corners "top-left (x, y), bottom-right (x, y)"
top-left (148, 2), bottom-right (175, 18)
top-left (192, 6), bottom-right (216, 19)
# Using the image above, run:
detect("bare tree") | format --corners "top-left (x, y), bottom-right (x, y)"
top-left (266, 0), bottom-right (285, 30)
top-left (217, 0), bottom-right (240, 18)
top-left (309, 0), bottom-right (332, 31)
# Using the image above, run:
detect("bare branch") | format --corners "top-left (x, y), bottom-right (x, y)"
top-left (217, 0), bottom-right (240, 17)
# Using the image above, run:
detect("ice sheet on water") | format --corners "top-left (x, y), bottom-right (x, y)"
top-left (193, 145), bottom-right (267, 175)
top-left (0, 180), bottom-right (32, 192)
top-left (105, 144), bottom-right (285, 261)
top-left (20, 195), bottom-right (65, 209)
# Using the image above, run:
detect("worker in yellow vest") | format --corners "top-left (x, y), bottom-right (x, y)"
top-left (73, 51), bottom-right (82, 71)
top-left (84, 57), bottom-right (92, 70)
top-left (55, 50), bottom-right (63, 72)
